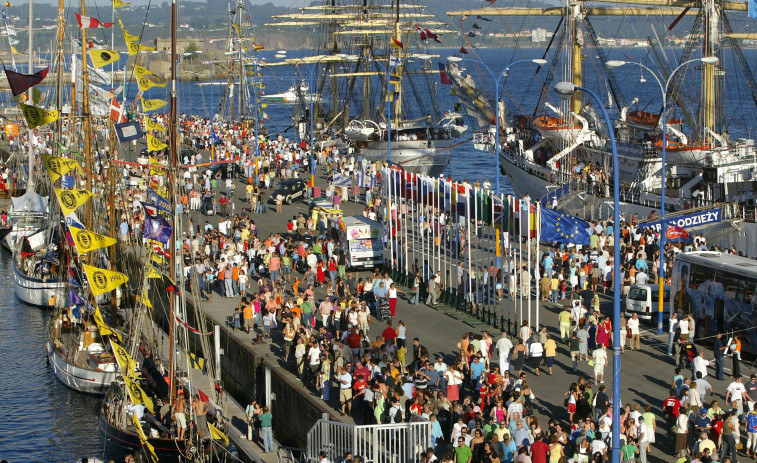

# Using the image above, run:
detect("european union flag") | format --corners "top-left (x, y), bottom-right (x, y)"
top-left (539, 207), bottom-right (591, 245)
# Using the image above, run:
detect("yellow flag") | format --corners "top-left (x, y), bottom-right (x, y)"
top-left (145, 266), bottom-right (161, 279)
top-left (93, 306), bottom-right (123, 341)
top-left (20, 103), bottom-right (58, 129)
top-left (113, 0), bottom-right (131, 8)
top-left (146, 134), bottom-right (167, 152)
top-left (116, 12), bottom-right (139, 42)
top-left (150, 253), bottom-right (166, 265)
top-left (132, 413), bottom-right (158, 463)
top-left (137, 76), bottom-right (166, 92)
top-left (141, 97), bottom-right (167, 112)
top-left (141, 288), bottom-right (153, 308)
top-left (55, 188), bottom-right (91, 215)
top-left (134, 65), bottom-right (157, 78)
top-left (144, 117), bottom-right (165, 132)
top-left (10, 45), bottom-right (20, 54)
top-left (83, 264), bottom-right (129, 297)
top-left (208, 422), bottom-right (229, 445)
top-left (110, 339), bottom-right (139, 378)
top-left (123, 373), bottom-right (155, 413)
top-left (69, 226), bottom-right (116, 254)
top-left (89, 49), bottom-right (120, 68)
top-left (41, 153), bottom-right (82, 182)
top-left (126, 40), bottom-right (155, 56)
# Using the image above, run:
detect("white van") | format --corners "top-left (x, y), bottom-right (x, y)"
top-left (329, 216), bottom-right (385, 268)
top-left (625, 284), bottom-right (671, 320)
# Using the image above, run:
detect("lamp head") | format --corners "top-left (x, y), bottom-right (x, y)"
top-left (531, 59), bottom-right (547, 66)
top-left (701, 56), bottom-right (719, 65)
top-left (447, 56), bottom-right (463, 63)
top-left (605, 60), bottom-right (626, 69)
top-left (554, 81), bottom-right (577, 98)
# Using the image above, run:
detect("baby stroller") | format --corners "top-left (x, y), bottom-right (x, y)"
top-left (363, 291), bottom-right (382, 319)
top-left (678, 341), bottom-right (698, 370)
top-left (201, 196), bottom-right (214, 215)
top-left (378, 297), bottom-right (391, 321)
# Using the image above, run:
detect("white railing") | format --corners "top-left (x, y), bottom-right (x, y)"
top-left (307, 418), bottom-right (431, 463)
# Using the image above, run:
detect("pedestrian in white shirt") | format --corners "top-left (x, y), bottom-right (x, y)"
top-left (627, 313), bottom-right (641, 350)
top-left (692, 351), bottom-right (710, 378)
top-left (496, 332), bottom-right (514, 373)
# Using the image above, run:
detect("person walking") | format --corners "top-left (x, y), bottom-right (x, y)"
top-left (496, 331), bottom-right (513, 373)
top-left (387, 283), bottom-right (402, 318)
top-left (259, 406), bottom-right (274, 453)
top-left (628, 313), bottom-right (641, 350)
top-left (715, 332), bottom-right (728, 380)
top-left (244, 399), bottom-right (257, 441)
top-left (667, 312), bottom-right (679, 356)
top-left (410, 271), bottom-right (420, 305)
top-left (592, 345), bottom-right (608, 384)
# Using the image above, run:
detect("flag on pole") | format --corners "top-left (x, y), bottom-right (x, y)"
top-left (4, 67), bottom-right (49, 96)
top-left (438, 63), bottom-right (451, 85)
top-left (146, 133), bottom-right (168, 152)
top-left (114, 121), bottom-right (143, 142)
top-left (539, 206), bottom-right (591, 245)
top-left (19, 103), bottom-right (58, 129)
top-left (459, 46), bottom-right (468, 54)
top-left (55, 188), bottom-right (92, 215)
top-left (88, 49), bottom-right (120, 68)
top-left (140, 97), bottom-right (167, 112)
top-left (75, 12), bottom-right (114, 28)
top-left (391, 37), bottom-right (404, 50)
top-left (415, 24), bottom-right (441, 43)
top-left (126, 40), bottom-right (156, 56)
top-left (84, 264), bottom-right (129, 297)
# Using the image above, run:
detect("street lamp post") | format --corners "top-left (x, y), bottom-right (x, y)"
top-left (606, 56), bottom-right (719, 335)
top-left (554, 81), bottom-right (621, 463)
top-left (307, 55), bottom-right (334, 193)
top-left (446, 57), bottom-right (547, 194)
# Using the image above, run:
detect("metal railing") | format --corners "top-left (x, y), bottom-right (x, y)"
top-left (307, 418), bottom-right (431, 463)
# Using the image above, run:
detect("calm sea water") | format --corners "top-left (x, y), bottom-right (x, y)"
top-left (0, 252), bottom-right (103, 462)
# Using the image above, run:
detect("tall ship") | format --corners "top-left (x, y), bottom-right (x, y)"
top-left (446, 0), bottom-right (756, 218)
top-left (266, 0), bottom-right (468, 177)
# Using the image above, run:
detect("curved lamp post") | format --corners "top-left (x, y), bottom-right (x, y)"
top-left (606, 56), bottom-right (719, 335)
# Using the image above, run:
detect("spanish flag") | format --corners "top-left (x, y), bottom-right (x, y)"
top-left (88, 49), bottom-right (120, 68)
top-left (144, 117), bottom-right (165, 132)
top-left (146, 134), bottom-right (168, 152)
top-left (69, 226), bottom-right (117, 254)
top-left (141, 97), bottom-right (167, 112)
top-left (391, 37), bottom-right (403, 50)
top-left (83, 263), bottom-right (129, 297)
top-left (19, 103), bottom-right (58, 129)
top-left (55, 188), bottom-right (91, 215)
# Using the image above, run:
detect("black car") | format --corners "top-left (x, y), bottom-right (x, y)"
top-left (209, 161), bottom-right (244, 179)
top-left (267, 178), bottom-right (308, 205)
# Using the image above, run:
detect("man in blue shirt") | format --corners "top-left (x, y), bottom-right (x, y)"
top-left (469, 356), bottom-right (485, 387)
top-left (500, 433), bottom-right (517, 463)
top-left (694, 408), bottom-right (712, 434)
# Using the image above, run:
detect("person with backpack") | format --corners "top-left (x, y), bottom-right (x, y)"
top-left (387, 396), bottom-right (404, 423)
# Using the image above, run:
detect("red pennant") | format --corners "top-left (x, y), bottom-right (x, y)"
top-left (4, 67), bottom-right (49, 96)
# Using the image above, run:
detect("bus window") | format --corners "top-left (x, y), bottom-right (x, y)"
top-left (652, 290), bottom-right (670, 302)
top-left (690, 264), bottom-right (707, 290)
top-left (722, 273), bottom-right (740, 300)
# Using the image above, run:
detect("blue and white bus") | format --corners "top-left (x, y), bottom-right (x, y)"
top-left (670, 251), bottom-right (757, 355)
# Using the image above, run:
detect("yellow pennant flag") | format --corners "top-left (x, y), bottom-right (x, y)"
top-left (110, 339), bottom-right (139, 378)
top-left (141, 97), bottom-right (167, 112)
top-left (150, 253), bottom-right (166, 266)
top-left (41, 153), bottom-right (82, 182)
top-left (141, 288), bottom-right (153, 308)
top-left (89, 49), bottom-right (120, 68)
top-left (123, 373), bottom-right (155, 413)
top-left (126, 40), bottom-right (156, 56)
top-left (116, 13), bottom-right (139, 42)
top-left (93, 307), bottom-right (123, 341)
top-left (20, 103), bottom-right (58, 129)
top-left (69, 226), bottom-right (117, 254)
top-left (137, 76), bottom-right (166, 92)
top-left (113, 0), bottom-right (131, 8)
top-left (208, 422), bottom-right (229, 445)
top-left (146, 134), bottom-right (168, 152)
top-left (134, 65), bottom-right (157, 78)
top-left (145, 266), bottom-right (161, 279)
top-left (54, 188), bottom-right (91, 215)
top-left (83, 264), bottom-right (129, 297)
top-left (144, 117), bottom-right (165, 132)
top-left (132, 414), bottom-right (158, 463)
top-left (10, 45), bottom-right (20, 54)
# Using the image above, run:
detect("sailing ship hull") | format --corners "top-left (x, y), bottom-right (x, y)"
top-left (357, 139), bottom-right (455, 177)
top-left (13, 259), bottom-right (67, 308)
top-left (46, 341), bottom-right (116, 395)
top-left (99, 414), bottom-right (224, 461)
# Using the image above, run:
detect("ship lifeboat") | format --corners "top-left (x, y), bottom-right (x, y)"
top-left (627, 110), bottom-right (683, 132)
top-left (654, 140), bottom-right (714, 164)
top-left (533, 115), bottom-right (582, 142)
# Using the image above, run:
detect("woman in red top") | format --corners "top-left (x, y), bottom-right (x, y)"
top-left (316, 261), bottom-right (326, 286)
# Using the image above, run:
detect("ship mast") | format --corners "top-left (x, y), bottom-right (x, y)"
top-left (54, 0), bottom-right (65, 153)
top-left (80, 0), bottom-right (93, 232)
top-left (168, 0), bottom-right (178, 402)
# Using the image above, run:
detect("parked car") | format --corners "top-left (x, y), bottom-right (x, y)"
top-left (267, 179), bottom-right (307, 205)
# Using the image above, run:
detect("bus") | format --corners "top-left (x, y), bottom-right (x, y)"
top-left (670, 251), bottom-right (757, 355)
top-left (329, 216), bottom-right (385, 268)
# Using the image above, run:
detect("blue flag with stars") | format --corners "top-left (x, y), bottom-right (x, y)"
top-left (539, 206), bottom-right (591, 245)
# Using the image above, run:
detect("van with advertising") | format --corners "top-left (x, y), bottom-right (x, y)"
top-left (330, 216), bottom-right (384, 268)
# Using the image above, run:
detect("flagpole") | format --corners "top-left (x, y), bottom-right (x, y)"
top-left (535, 202), bottom-right (541, 330)
top-left (168, 0), bottom-right (178, 403)
top-left (404, 176), bottom-right (409, 279)
top-left (518, 199), bottom-right (523, 327)
top-left (527, 203), bottom-right (532, 330)
top-left (466, 185), bottom-right (472, 315)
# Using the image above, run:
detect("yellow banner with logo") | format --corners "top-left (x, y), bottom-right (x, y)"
top-left (137, 76), bottom-right (166, 92)
top-left (208, 422), bottom-right (229, 445)
top-left (20, 103), bottom-right (59, 129)
top-left (134, 65), bottom-right (157, 78)
top-left (144, 117), bottom-right (165, 132)
top-left (132, 413), bottom-right (158, 463)
top-left (42, 154), bottom-right (82, 182)
top-left (110, 339), bottom-right (139, 378)
top-left (113, 0), bottom-right (131, 9)
top-left (54, 188), bottom-right (91, 215)
top-left (141, 97), bottom-right (167, 112)
top-left (69, 226), bottom-right (116, 254)
top-left (83, 264), bottom-right (129, 297)
top-left (126, 40), bottom-right (156, 56)
top-left (93, 306), bottom-right (122, 341)
top-left (89, 49), bottom-right (120, 68)
top-left (145, 266), bottom-right (161, 279)
top-left (146, 134), bottom-right (168, 152)
top-left (123, 373), bottom-right (155, 413)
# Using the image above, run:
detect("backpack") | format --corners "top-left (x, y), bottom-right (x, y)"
top-left (391, 406), bottom-right (403, 424)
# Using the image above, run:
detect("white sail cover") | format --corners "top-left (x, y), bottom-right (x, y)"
top-left (11, 190), bottom-right (48, 213)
